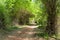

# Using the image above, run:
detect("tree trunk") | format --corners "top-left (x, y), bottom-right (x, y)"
top-left (0, 13), bottom-right (5, 29)
top-left (0, 18), bottom-right (5, 29)
top-left (45, 0), bottom-right (57, 36)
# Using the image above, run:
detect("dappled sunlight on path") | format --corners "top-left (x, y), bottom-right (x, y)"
top-left (15, 24), bottom-right (38, 28)
top-left (6, 35), bottom-right (45, 40)
top-left (5, 26), bottom-right (45, 40)
top-left (0, 25), bottom-right (56, 40)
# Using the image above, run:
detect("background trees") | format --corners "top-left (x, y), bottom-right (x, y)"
top-left (0, 0), bottom-right (60, 39)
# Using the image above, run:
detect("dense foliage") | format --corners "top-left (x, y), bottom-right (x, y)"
top-left (0, 0), bottom-right (60, 39)
top-left (0, 0), bottom-right (47, 28)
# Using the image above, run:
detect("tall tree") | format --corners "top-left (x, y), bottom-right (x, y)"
top-left (0, 0), bottom-right (6, 29)
top-left (36, 0), bottom-right (58, 36)
top-left (43, 0), bottom-right (57, 36)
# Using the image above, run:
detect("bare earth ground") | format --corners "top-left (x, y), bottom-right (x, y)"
top-left (0, 25), bottom-right (55, 40)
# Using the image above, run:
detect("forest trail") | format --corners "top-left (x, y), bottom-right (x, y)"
top-left (0, 25), bottom-right (55, 40)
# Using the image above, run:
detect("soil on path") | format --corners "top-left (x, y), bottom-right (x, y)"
top-left (0, 25), bottom-right (55, 40)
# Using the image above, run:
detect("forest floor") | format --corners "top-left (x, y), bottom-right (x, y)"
top-left (0, 25), bottom-right (55, 40)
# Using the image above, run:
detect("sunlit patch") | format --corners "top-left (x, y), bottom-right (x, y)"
top-left (8, 35), bottom-right (17, 38)
top-left (27, 26), bottom-right (38, 28)
top-left (39, 38), bottom-right (45, 40)
top-left (17, 31), bottom-right (22, 34)
top-left (27, 32), bottom-right (33, 34)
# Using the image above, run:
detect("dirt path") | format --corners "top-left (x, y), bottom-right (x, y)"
top-left (0, 26), bottom-right (55, 40)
